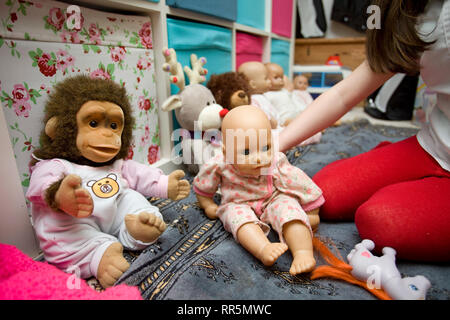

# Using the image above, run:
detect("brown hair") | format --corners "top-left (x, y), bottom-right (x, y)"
top-left (33, 75), bottom-right (135, 167)
top-left (366, 0), bottom-right (433, 75)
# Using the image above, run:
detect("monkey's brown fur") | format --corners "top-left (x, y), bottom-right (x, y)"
top-left (33, 75), bottom-right (135, 167)
top-left (207, 72), bottom-right (251, 110)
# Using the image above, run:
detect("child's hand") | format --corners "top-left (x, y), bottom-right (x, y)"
top-left (55, 174), bottom-right (93, 218)
top-left (167, 170), bottom-right (191, 201)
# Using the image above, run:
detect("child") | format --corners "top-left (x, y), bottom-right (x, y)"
top-left (279, 0), bottom-right (450, 262)
top-left (194, 105), bottom-right (324, 274)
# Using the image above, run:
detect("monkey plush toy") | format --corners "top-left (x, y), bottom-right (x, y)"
top-left (26, 75), bottom-right (190, 288)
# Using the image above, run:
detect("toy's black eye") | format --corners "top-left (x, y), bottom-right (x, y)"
top-left (242, 148), bottom-right (250, 156)
top-left (206, 102), bottom-right (210, 106)
top-left (89, 120), bottom-right (98, 128)
top-left (110, 123), bottom-right (118, 130)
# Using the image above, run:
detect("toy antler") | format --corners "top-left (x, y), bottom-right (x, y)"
top-left (184, 54), bottom-right (208, 85)
top-left (162, 48), bottom-right (185, 91)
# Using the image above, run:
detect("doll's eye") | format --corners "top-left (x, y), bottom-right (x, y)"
top-left (261, 145), bottom-right (269, 152)
top-left (110, 122), bottom-right (118, 130)
top-left (89, 120), bottom-right (98, 128)
top-left (242, 148), bottom-right (250, 156)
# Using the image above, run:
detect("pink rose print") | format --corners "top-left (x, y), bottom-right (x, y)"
top-left (126, 144), bottom-right (135, 160)
top-left (12, 84), bottom-right (30, 101)
top-left (137, 57), bottom-right (152, 70)
top-left (88, 23), bottom-right (102, 44)
top-left (138, 22), bottom-right (152, 49)
top-left (110, 46), bottom-right (126, 62)
top-left (10, 13), bottom-right (18, 23)
top-left (13, 100), bottom-right (32, 118)
top-left (47, 7), bottom-right (65, 31)
top-left (138, 96), bottom-right (152, 112)
top-left (37, 53), bottom-right (57, 77)
top-left (60, 30), bottom-right (81, 44)
top-left (90, 68), bottom-right (110, 80)
top-left (147, 145), bottom-right (159, 164)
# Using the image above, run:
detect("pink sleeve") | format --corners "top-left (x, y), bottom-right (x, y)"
top-left (121, 160), bottom-right (169, 199)
top-left (193, 156), bottom-right (222, 197)
top-left (26, 159), bottom-right (68, 206)
top-left (274, 152), bottom-right (324, 210)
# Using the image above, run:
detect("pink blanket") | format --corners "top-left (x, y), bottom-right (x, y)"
top-left (0, 244), bottom-right (142, 300)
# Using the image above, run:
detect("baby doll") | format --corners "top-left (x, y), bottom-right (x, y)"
top-left (26, 75), bottom-right (190, 288)
top-left (193, 105), bottom-right (324, 274)
top-left (264, 62), bottom-right (305, 126)
top-left (292, 74), bottom-right (314, 107)
top-left (238, 61), bottom-right (280, 129)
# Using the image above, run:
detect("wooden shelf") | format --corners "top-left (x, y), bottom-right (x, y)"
top-left (294, 36), bottom-right (366, 70)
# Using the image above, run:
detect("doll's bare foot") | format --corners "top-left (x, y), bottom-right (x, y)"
top-left (97, 242), bottom-right (130, 288)
top-left (125, 212), bottom-right (167, 243)
top-left (290, 249), bottom-right (316, 275)
top-left (55, 174), bottom-right (93, 218)
top-left (258, 242), bottom-right (288, 266)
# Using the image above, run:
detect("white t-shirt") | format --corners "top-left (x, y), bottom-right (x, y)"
top-left (416, 0), bottom-right (450, 171)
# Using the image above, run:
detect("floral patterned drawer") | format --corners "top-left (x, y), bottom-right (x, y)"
top-left (0, 0), bottom-right (160, 198)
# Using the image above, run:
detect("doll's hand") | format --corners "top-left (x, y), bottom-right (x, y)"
top-left (167, 170), bottom-right (191, 201)
top-left (55, 174), bottom-right (93, 218)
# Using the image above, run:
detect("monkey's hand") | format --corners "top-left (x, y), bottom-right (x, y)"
top-left (55, 174), bottom-right (93, 218)
top-left (167, 170), bottom-right (191, 201)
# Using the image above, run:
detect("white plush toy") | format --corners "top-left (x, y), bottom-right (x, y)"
top-left (347, 239), bottom-right (431, 300)
top-left (161, 48), bottom-right (227, 174)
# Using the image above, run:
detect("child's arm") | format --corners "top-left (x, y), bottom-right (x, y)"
top-left (279, 60), bottom-right (394, 151)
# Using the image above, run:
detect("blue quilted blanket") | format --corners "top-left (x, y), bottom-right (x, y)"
top-left (117, 119), bottom-right (450, 300)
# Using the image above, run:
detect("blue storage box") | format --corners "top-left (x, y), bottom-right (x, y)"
top-left (166, 18), bottom-right (232, 129)
top-left (167, 18), bottom-right (232, 87)
top-left (271, 39), bottom-right (290, 75)
top-left (166, 0), bottom-right (237, 21)
top-left (237, 0), bottom-right (265, 30)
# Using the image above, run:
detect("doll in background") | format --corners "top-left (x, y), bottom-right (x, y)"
top-left (193, 105), bottom-right (324, 274)
top-left (264, 63), bottom-right (306, 126)
top-left (26, 75), bottom-right (190, 288)
top-left (292, 74), bottom-right (314, 107)
top-left (238, 61), bottom-right (280, 129)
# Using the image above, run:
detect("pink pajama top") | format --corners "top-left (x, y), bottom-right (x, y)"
top-left (193, 151), bottom-right (325, 215)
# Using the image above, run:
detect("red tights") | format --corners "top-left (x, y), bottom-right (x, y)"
top-left (313, 136), bottom-right (450, 262)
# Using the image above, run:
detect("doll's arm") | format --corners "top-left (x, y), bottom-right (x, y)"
top-left (121, 160), bottom-right (170, 199)
top-left (192, 157), bottom-right (222, 218)
top-left (279, 60), bottom-right (394, 151)
top-left (26, 160), bottom-right (93, 218)
top-left (196, 194), bottom-right (219, 219)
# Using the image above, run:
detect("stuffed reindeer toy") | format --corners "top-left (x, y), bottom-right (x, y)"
top-left (161, 48), bottom-right (228, 174)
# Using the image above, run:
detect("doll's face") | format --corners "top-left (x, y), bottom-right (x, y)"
top-left (266, 63), bottom-right (285, 91)
top-left (294, 75), bottom-right (309, 91)
top-left (76, 100), bottom-right (124, 163)
top-left (238, 62), bottom-right (271, 94)
top-left (222, 105), bottom-right (273, 176)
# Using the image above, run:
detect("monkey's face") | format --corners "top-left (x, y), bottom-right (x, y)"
top-left (76, 100), bottom-right (124, 163)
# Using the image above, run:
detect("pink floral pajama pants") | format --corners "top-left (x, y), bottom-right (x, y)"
top-left (216, 193), bottom-right (312, 243)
